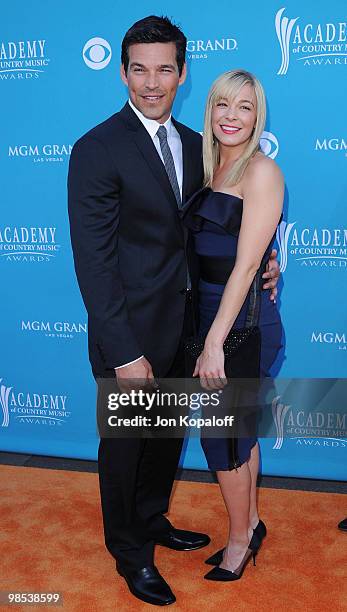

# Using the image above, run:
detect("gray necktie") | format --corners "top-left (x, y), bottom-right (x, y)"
top-left (156, 125), bottom-right (182, 207)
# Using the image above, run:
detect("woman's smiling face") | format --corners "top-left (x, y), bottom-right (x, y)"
top-left (212, 83), bottom-right (257, 151)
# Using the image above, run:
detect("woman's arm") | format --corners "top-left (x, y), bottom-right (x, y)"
top-left (194, 157), bottom-right (284, 387)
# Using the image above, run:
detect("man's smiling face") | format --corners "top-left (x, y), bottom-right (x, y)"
top-left (121, 42), bottom-right (186, 124)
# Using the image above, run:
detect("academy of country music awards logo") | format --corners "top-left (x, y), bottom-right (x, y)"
top-left (277, 221), bottom-right (347, 271)
top-left (8, 144), bottom-right (73, 164)
top-left (21, 320), bottom-right (87, 340)
top-left (0, 40), bottom-right (50, 80)
top-left (0, 377), bottom-right (70, 428)
top-left (271, 395), bottom-right (347, 450)
top-left (0, 226), bottom-right (61, 263)
top-left (275, 7), bottom-right (347, 75)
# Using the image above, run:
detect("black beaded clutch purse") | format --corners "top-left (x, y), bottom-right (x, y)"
top-left (185, 265), bottom-right (263, 379)
top-left (184, 325), bottom-right (261, 379)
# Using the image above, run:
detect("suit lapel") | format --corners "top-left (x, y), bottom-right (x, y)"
top-left (119, 103), bottom-right (179, 212)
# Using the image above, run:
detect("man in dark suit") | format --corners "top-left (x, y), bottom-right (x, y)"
top-left (68, 16), bottom-right (279, 606)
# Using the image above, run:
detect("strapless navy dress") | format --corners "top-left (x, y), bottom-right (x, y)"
top-left (183, 187), bottom-right (283, 471)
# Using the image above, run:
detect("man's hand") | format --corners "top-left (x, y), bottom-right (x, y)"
top-left (262, 248), bottom-right (280, 302)
top-left (115, 357), bottom-right (155, 393)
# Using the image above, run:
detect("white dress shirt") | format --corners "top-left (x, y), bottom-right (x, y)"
top-left (116, 100), bottom-right (183, 370)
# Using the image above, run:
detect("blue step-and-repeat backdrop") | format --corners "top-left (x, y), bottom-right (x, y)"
top-left (1, 0), bottom-right (346, 479)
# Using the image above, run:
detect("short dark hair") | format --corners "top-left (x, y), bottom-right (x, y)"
top-left (121, 15), bottom-right (187, 76)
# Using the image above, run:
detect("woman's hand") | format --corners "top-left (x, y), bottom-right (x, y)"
top-left (193, 342), bottom-right (227, 390)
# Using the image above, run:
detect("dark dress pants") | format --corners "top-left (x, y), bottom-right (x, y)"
top-left (97, 293), bottom-right (193, 569)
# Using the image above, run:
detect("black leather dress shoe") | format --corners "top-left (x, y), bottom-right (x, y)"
top-left (338, 518), bottom-right (347, 532)
top-left (116, 563), bottom-right (176, 606)
top-left (156, 528), bottom-right (210, 551)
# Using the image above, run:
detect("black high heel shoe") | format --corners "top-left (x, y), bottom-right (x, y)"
top-left (254, 518), bottom-right (267, 541)
top-left (204, 547), bottom-right (256, 581)
top-left (205, 519), bottom-right (266, 566)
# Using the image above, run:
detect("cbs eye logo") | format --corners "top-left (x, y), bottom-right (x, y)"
top-left (83, 37), bottom-right (112, 70)
top-left (260, 131), bottom-right (279, 159)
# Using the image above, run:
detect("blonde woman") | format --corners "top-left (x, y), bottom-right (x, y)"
top-left (183, 70), bottom-right (284, 581)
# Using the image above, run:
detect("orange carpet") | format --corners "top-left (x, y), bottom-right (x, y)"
top-left (0, 465), bottom-right (345, 611)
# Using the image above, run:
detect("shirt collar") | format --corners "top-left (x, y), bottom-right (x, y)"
top-left (128, 98), bottom-right (173, 140)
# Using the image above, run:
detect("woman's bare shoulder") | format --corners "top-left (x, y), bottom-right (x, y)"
top-left (244, 151), bottom-right (284, 188)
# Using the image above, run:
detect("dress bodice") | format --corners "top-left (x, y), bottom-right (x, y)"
top-left (182, 186), bottom-right (279, 262)
top-left (182, 187), bottom-right (282, 329)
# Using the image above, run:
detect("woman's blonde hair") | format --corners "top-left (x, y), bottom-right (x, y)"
top-left (203, 69), bottom-right (266, 187)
